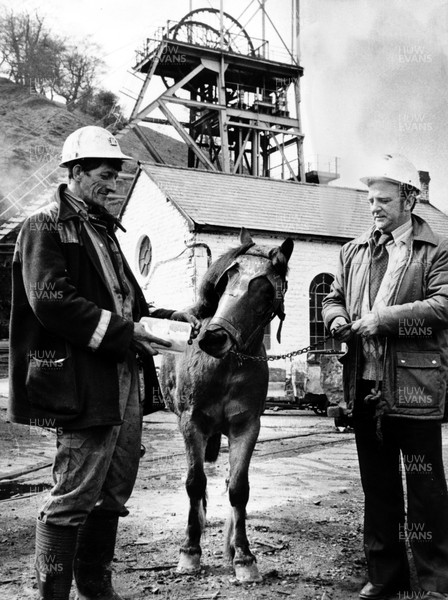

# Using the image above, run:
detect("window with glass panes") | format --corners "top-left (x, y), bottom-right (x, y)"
top-left (309, 273), bottom-right (341, 352)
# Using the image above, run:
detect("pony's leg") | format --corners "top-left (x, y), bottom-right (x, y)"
top-left (225, 417), bottom-right (262, 583)
top-left (177, 418), bottom-right (207, 574)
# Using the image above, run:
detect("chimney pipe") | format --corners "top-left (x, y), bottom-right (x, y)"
top-left (418, 170), bottom-right (430, 203)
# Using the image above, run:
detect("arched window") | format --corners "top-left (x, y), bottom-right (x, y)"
top-left (138, 235), bottom-right (152, 277)
top-left (309, 273), bottom-right (341, 352)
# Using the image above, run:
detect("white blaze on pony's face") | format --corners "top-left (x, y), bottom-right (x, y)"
top-left (198, 229), bottom-right (294, 359)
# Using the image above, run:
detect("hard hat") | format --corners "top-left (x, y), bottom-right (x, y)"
top-left (360, 153), bottom-right (421, 191)
top-left (60, 126), bottom-right (133, 167)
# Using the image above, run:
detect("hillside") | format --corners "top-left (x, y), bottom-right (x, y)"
top-left (0, 77), bottom-right (188, 336)
top-left (0, 77), bottom-right (188, 216)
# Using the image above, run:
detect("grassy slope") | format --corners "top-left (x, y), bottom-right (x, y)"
top-left (0, 76), bottom-right (188, 333)
top-left (0, 77), bottom-right (187, 205)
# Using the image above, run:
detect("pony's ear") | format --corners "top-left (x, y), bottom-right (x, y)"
top-left (271, 238), bottom-right (294, 274)
top-left (279, 238), bottom-right (294, 262)
top-left (239, 227), bottom-right (254, 246)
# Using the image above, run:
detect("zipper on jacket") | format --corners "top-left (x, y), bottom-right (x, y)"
top-left (381, 238), bottom-right (414, 396)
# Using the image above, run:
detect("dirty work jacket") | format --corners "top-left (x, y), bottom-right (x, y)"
top-left (8, 184), bottom-right (174, 429)
top-left (322, 215), bottom-right (448, 420)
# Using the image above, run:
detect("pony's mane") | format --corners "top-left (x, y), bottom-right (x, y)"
top-left (193, 241), bottom-right (288, 318)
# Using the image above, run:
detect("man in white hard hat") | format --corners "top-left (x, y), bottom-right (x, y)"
top-left (8, 126), bottom-right (200, 600)
top-left (323, 154), bottom-right (448, 600)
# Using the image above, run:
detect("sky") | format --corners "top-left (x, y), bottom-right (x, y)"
top-left (1, 0), bottom-right (447, 211)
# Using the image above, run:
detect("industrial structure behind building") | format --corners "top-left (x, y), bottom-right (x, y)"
top-left (1, 3), bottom-right (447, 407)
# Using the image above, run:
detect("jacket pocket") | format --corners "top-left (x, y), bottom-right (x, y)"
top-left (26, 344), bottom-right (81, 416)
top-left (396, 351), bottom-right (442, 410)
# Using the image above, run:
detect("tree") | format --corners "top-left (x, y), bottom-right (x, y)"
top-left (0, 8), bottom-right (125, 127)
top-left (79, 89), bottom-right (127, 130)
top-left (0, 10), bottom-right (103, 106)
top-left (0, 10), bottom-right (64, 92)
top-left (53, 43), bottom-right (103, 109)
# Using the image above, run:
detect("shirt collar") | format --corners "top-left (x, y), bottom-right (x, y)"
top-left (373, 219), bottom-right (413, 247)
top-left (64, 188), bottom-right (88, 209)
top-left (390, 219), bottom-right (413, 246)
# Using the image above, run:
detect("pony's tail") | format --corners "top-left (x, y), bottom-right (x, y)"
top-left (224, 509), bottom-right (235, 561)
top-left (205, 432), bottom-right (221, 463)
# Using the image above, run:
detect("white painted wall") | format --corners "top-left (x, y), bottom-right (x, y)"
top-left (119, 170), bottom-right (345, 375)
top-left (194, 230), bottom-right (343, 370)
top-left (118, 172), bottom-right (195, 312)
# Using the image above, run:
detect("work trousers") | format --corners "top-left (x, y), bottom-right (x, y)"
top-left (354, 380), bottom-right (448, 594)
top-left (38, 356), bottom-right (142, 526)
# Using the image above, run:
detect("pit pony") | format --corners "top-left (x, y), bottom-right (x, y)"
top-left (160, 228), bottom-right (293, 582)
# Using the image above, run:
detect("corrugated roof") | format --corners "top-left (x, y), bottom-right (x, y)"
top-left (138, 163), bottom-right (448, 240)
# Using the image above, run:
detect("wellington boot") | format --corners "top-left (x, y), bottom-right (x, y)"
top-left (74, 512), bottom-right (124, 600)
top-left (35, 519), bottom-right (78, 600)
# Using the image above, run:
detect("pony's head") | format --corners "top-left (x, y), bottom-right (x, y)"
top-left (197, 228), bottom-right (293, 359)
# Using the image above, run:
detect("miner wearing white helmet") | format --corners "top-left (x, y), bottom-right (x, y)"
top-left (59, 125), bottom-right (134, 166)
top-left (8, 125), bottom-right (200, 600)
top-left (323, 154), bottom-right (448, 600)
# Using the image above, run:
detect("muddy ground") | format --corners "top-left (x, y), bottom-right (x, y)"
top-left (0, 382), bottom-right (445, 600)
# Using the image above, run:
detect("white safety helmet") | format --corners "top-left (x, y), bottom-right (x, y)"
top-left (360, 153), bottom-right (421, 191)
top-left (60, 126), bottom-right (133, 167)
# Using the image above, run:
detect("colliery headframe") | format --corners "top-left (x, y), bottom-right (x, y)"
top-left (125, 3), bottom-right (312, 182)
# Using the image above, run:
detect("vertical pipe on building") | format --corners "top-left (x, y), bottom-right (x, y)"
top-left (261, 0), bottom-right (266, 58)
top-left (217, 0), bottom-right (230, 172)
top-left (220, 0), bottom-right (224, 51)
top-left (282, 133), bottom-right (285, 180)
top-left (251, 130), bottom-right (259, 176)
top-left (295, 0), bottom-right (301, 63)
top-left (293, 0), bottom-right (305, 181)
top-left (291, 0), bottom-right (295, 58)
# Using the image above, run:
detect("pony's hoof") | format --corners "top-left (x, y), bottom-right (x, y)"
top-left (234, 562), bottom-right (262, 583)
top-left (176, 552), bottom-right (201, 574)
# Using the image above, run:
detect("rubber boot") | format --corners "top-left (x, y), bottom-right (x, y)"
top-left (35, 519), bottom-right (78, 600)
top-left (74, 511), bottom-right (124, 600)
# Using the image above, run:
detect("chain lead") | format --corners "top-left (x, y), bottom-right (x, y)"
top-left (230, 334), bottom-right (335, 363)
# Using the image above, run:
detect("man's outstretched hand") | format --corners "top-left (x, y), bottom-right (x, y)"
top-left (131, 322), bottom-right (172, 356)
top-left (171, 311), bottom-right (201, 340)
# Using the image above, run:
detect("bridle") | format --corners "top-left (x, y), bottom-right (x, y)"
top-left (210, 246), bottom-right (288, 354)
